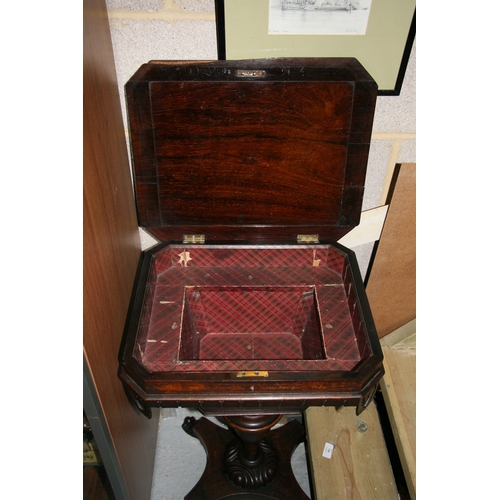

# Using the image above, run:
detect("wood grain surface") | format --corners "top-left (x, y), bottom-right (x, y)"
top-left (305, 405), bottom-right (398, 500)
top-left (381, 345), bottom-right (416, 499)
top-left (125, 59), bottom-right (377, 243)
top-left (83, 0), bottom-right (158, 498)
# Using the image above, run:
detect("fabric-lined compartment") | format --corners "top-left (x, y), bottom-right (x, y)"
top-left (179, 286), bottom-right (324, 361)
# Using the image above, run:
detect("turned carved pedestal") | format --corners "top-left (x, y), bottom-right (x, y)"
top-left (182, 414), bottom-right (309, 500)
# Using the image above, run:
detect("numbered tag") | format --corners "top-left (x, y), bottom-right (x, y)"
top-left (322, 442), bottom-right (334, 459)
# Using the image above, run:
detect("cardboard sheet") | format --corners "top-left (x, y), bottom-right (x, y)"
top-left (366, 163), bottom-right (416, 337)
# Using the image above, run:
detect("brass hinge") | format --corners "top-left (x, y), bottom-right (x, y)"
top-left (297, 234), bottom-right (319, 244)
top-left (183, 234), bottom-right (205, 244)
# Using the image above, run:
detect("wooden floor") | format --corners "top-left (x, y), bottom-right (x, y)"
top-left (83, 466), bottom-right (116, 500)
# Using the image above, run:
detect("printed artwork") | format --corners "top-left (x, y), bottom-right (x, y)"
top-left (269, 0), bottom-right (373, 35)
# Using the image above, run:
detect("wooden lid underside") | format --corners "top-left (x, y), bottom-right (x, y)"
top-left (126, 58), bottom-right (377, 243)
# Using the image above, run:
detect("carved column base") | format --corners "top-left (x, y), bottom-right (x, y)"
top-left (182, 415), bottom-right (310, 500)
top-left (224, 438), bottom-right (279, 489)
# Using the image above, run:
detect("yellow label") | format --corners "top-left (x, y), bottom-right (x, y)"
top-left (237, 371), bottom-right (269, 378)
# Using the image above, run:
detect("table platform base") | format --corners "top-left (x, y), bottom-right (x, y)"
top-left (182, 416), bottom-right (310, 500)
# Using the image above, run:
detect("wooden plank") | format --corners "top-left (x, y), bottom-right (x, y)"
top-left (366, 163), bottom-right (416, 337)
top-left (305, 405), bottom-right (398, 500)
top-left (83, 0), bottom-right (159, 499)
top-left (380, 345), bottom-right (416, 500)
top-left (380, 319), bottom-right (416, 348)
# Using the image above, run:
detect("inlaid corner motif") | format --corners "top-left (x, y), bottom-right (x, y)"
top-left (178, 250), bottom-right (192, 267)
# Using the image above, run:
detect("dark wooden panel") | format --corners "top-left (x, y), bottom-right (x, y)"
top-left (83, 1), bottom-right (158, 499)
top-left (132, 57), bottom-right (366, 83)
top-left (125, 58), bottom-right (377, 241)
top-left (350, 81), bottom-right (378, 144)
top-left (149, 81), bottom-right (350, 227)
top-left (344, 144), bottom-right (371, 188)
top-left (126, 81), bottom-right (161, 226)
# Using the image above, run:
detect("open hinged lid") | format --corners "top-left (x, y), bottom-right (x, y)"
top-left (125, 58), bottom-right (377, 244)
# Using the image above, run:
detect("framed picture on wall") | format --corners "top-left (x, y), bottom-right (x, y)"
top-left (215, 0), bottom-right (416, 95)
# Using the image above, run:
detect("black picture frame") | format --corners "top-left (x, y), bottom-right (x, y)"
top-left (214, 0), bottom-right (415, 96)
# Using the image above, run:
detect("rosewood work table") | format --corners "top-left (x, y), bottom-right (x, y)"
top-left (119, 58), bottom-right (384, 499)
